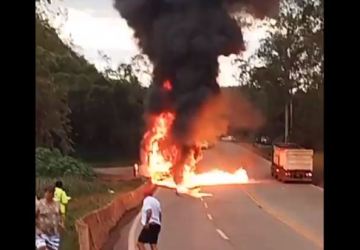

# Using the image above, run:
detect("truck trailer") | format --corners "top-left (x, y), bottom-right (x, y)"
top-left (271, 143), bottom-right (313, 183)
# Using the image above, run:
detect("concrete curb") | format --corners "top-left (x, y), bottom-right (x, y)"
top-left (75, 182), bottom-right (156, 250)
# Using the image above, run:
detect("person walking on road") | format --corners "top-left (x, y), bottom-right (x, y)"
top-left (137, 188), bottom-right (162, 250)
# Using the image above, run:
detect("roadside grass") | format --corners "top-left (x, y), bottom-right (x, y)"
top-left (74, 149), bottom-right (137, 168)
top-left (89, 159), bottom-right (136, 169)
top-left (36, 176), bottom-right (143, 250)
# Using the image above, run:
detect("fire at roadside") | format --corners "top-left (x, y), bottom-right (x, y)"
top-left (113, 0), bottom-right (279, 195)
top-left (137, 95), bottom-right (262, 197)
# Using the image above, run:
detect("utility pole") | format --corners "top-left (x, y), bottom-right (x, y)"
top-left (285, 88), bottom-right (294, 144)
top-left (289, 97), bottom-right (293, 140)
top-left (284, 103), bottom-right (289, 143)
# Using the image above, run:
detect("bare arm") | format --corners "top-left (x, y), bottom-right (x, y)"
top-left (159, 211), bottom-right (162, 223)
top-left (145, 209), bottom-right (152, 228)
top-left (61, 191), bottom-right (71, 204)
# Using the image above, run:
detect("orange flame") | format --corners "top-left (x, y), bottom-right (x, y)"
top-left (139, 112), bottom-right (249, 197)
top-left (163, 80), bottom-right (172, 91)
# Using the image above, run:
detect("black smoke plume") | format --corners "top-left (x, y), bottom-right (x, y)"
top-left (114, 0), bottom-right (278, 184)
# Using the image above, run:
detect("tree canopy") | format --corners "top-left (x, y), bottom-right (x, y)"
top-left (234, 0), bottom-right (323, 149)
top-left (36, 11), bottom-right (147, 161)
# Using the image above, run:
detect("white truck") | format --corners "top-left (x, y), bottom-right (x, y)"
top-left (271, 143), bottom-right (314, 183)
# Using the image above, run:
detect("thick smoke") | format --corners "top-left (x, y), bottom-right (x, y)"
top-left (114, 0), bottom-right (278, 184)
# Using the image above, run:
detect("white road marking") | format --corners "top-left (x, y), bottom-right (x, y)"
top-left (128, 212), bottom-right (141, 250)
top-left (128, 189), bottom-right (159, 250)
top-left (204, 202), bottom-right (208, 208)
top-left (216, 229), bottom-right (230, 240)
top-left (311, 184), bottom-right (324, 192)
top-left (207, 213), bottom-right (213, 220)
top-left (237, 144), bottom-right (271, 166)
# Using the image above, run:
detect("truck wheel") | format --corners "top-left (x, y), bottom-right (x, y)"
top-left (278, 170), bottom-right (284, 182)
top-left (271, 164), bottom-right (276, 178)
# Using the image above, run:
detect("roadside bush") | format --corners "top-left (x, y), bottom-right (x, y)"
top-left (36, 176), bottom-right (142, 198)
top-left (36, 147), bottom-right (94, 178)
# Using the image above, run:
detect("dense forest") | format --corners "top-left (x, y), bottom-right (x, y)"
top-left (36, 13), bottom-right (146, 162)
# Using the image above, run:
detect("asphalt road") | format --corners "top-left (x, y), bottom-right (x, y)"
top-left (115, 142), bottom-right (323, 250)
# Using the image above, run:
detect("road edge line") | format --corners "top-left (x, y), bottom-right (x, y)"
top-left (204, 202), bottom-right (208, 208)
top-left (128, 188), bottom-right (160, 250)
top-left (311, 184), bottom-right (324, 192)
top-left (216, 229), bottom-right (230, 240)
top-left (236, 143), bottom-right (271, 167)
top-left (128, 211), bottom-right (141, 250)
top-left (242, 188), bottom-right (323, 249)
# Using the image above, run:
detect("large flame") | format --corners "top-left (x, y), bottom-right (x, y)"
top-left (139, 108), bottom-right (250, 197)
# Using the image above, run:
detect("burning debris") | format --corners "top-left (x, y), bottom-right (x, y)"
top-left (113, 0), bottom-right (278, 194)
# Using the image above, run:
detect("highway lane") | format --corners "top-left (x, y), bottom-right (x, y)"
top-left (121, 142), bottom-right (323, 250)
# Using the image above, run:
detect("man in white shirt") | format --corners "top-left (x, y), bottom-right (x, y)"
top-left (137, 189), bottom-right (162, 250)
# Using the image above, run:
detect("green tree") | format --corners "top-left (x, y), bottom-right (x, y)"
top-left (36, 4), bottom-right (147, 161)
top-left (36, 75), bottom-right (73, 153)
top-left (240, 0), bottom-right (323, 93)
top-left (234, 0), bottom-right (323, 148)
top-left (36, 14), bottom-right (74, 153)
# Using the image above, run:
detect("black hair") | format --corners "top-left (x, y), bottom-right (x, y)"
top-left (55, 180), bottom-right (63, 188)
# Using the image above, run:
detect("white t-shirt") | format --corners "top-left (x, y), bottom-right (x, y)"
top-left (140, 196), bottom-right (161, 226)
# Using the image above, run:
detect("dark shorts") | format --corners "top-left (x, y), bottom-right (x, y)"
top-left (138, 223), bottom-right (161, 244)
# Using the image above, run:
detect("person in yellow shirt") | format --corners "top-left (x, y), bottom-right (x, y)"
top-left (54, 181), bottom-right (71, 219)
